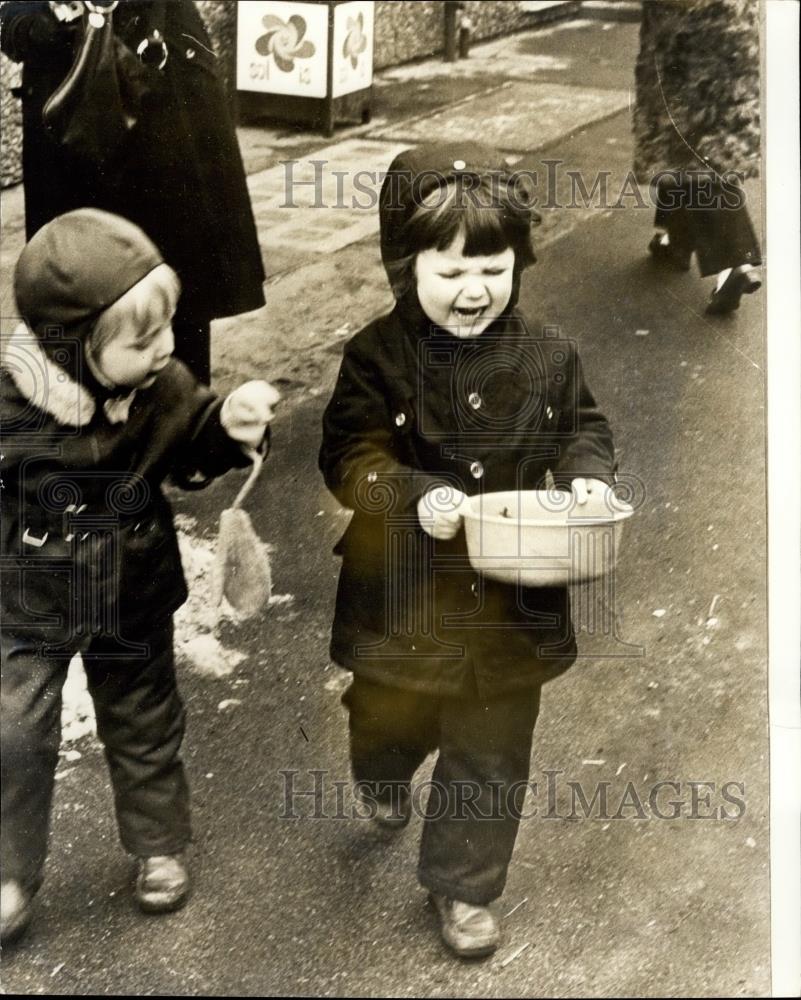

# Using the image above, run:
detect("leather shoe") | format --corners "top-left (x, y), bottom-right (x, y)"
top-left (135, 854), bottom-right (190, 914)
top-left (648, 233), bottom-right (692, 271)
top-left (705, 267), bottom-right (762, 315)
top-left (1, 880), bottom-right (33, 944)
top-left (429, 893), bottom-right (500, 958)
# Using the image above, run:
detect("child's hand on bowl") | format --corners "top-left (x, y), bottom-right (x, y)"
top-left (417, 487), bottom-right (467, 540)
top-left (221, 380), bottom-right (281, 447)
top-left (571, 478), bottom-right (610, 505)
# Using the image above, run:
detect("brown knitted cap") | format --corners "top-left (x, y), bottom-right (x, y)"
top-left (14, 208), bottom-right (164, 335)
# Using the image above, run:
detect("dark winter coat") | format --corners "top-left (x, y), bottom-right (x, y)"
top-left (0, 322), bottom-right (254, 652)
top-left (0, 0), bottom-right (265, 321)
top-left (319, 297), bottom-right (617, 698)
top-left (633, 0), bottom-right (761, 182)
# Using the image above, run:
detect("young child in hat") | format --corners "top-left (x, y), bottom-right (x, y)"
top-left (319, 143), bottom-right (617, 958)
top-left (0, 208), bottom-right (279, 943)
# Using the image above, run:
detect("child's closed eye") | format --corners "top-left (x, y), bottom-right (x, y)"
top-left (437, 268), bottom-right (509, 279)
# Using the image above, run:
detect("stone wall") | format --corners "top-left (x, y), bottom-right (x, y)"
top-left (1, 51), bottom-right (22, 186)
top-left (1, 0), bottom-right (532, 187)
top-left (372, 1), bottom-right (531, 69)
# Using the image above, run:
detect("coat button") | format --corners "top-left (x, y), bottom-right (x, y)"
top-left (186, 48), bottom-right (195, 59)
top-left (367, 471), bottom-right (378, 483)
top-left (395, 412), bottom-right (406, 427)
top-left (453, 159), bottom-right (466, 170)
top-left (471, 580), bottom-right (479, 596)
top-left (469, 461), bottom-right (484, 480)
top-left (468, 392), bottom-right (481, 410)
top-left (546, 405), bottom-right (553, 420)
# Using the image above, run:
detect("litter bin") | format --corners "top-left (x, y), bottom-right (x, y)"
top-left (236, 0), bottom-right (374, 136)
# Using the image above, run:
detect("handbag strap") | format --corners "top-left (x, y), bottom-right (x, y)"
top-left (148, 0), bottom-right (167, 43)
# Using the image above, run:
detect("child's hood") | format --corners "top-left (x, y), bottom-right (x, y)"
top-left (14, 208), bottom-right (164, 342)
top-left (8, 209), bottom-right (166, 424)
top-left (378, 142), bottom-right (539, 316)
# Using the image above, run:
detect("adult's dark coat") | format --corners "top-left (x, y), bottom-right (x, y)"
top-left (0, 0), bottom-right (265, 322)
top-left (320, 300), bottom-right (617, 698)
top-left (633, 0), bottom-right (760, 183)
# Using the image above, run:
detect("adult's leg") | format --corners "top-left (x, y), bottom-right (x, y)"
top-left (418, 686), bottom-right (542, 906)
top-left (1, 635), bottom-right (71, 895)
top-left (691, 190), bottom-right (762, 277)
top-left (171, 307), bottom-right (211, 386)
top-left (82, 620), bottom-right (191, 858)
top-left (651, 174), bottom-right (694, 268)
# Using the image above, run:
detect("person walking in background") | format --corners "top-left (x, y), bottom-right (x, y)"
top-left (633, 0), bottom-right (762, 315)
top-left (0, 0), bottom-right (266, 383)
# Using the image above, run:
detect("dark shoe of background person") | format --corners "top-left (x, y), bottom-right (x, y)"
top-left (648, 233), bottom-right (692, 271)
top-left (429, 894), bottom-right (500, 958)
top-left (705, 266), bottom-right (762, 315)
top-left (0, 880), bottom-right (33, 945)
top-left (135, 853), bottom-right (190, 914)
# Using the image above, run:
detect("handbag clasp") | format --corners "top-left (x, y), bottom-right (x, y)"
top-left (137, 29), bottom-right (169, 70)
top-left (83, 1), bottom-right (118, 29)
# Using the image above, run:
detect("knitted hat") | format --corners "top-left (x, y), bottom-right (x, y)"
top-left (14, 208), bottom-right (164, 337)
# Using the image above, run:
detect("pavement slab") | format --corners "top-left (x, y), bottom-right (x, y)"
top-left (369, 80), bottom-right (631, 152)
top-left (248, 138), bottom-right (409, 261)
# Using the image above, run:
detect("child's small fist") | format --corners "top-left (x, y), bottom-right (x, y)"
top-left (221, 380), bottom-right (281, 447)
top-left (417, 486), bottom-right (466, 540)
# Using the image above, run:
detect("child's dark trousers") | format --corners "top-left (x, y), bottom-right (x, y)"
top-left (343, 676), bottom-right (541, 906)
top-left (1, 619), bottom-right (191, 894)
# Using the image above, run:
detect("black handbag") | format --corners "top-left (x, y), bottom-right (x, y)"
top-left (42, 0), bottom-right (163, 165)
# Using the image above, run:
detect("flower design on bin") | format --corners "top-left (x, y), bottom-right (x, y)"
top-left (256, 14), bottom-right (315, 72)
top-left (342, 12), bottom-right (367, 69)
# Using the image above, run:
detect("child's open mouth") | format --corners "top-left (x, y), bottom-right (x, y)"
top-left (453, 305), bottom-right (487, 319)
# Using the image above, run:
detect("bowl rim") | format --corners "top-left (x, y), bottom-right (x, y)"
top-left (461, 489), bottom-right (634, 527)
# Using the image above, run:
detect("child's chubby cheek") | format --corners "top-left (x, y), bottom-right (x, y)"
top-left (90, 323), bottom-right (174, 390)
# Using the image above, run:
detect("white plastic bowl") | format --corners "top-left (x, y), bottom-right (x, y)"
top-left (461, 488), bottom-right (633, 587)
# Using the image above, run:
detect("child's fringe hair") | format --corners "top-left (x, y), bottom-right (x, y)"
top-left (90, 263), bottom-right (181, 352)
top-left (386, 174), bottom-right (537, 299)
